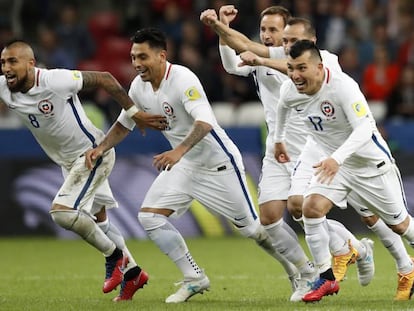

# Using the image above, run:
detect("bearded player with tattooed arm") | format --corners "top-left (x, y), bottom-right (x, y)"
top-left (0, 39), bottom-right (167, 301)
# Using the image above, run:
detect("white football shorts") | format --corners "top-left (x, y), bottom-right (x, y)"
top-left (53, 148), bottom-right (118, 215)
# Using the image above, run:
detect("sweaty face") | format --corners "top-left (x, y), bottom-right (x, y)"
top-left (259, 14), bottom-right (285, 47)
top-left (130, 42), bottom-right (165, 85)
top-left (1, 46), bottom-right (34, 93)
top-left (282, 24), bottom-right (315, 55)
top-left (287, 51), bottom-right (323, 95)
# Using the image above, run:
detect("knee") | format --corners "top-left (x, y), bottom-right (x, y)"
top-left (302, 195), bottom-right (331, 218)
top-left (360, 215), bottom-right (379, 227)
top-left (287, 195), bottom-right (303, 219)
top-left (389, 216), bottom-right (411, 235)
top-left (138, 212), bottom-right (167, 231)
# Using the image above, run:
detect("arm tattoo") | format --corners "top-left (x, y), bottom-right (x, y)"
top-left (182, 122), bottom-right (210, 149)
top-left (82, 71), bottom-right (134, 110)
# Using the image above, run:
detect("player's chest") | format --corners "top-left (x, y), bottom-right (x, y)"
top-left (295, 99), bottom-right (346, 131)
top-left (5, 92), bottom-right (65, 119)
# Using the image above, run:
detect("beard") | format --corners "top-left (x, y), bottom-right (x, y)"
top-left (7, 75), bottom-right (28, 93)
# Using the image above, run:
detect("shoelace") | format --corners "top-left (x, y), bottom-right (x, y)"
top-left (397, 273), bottom-right (411, 291)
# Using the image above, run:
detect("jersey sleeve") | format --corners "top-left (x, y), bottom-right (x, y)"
top-left (38, 69), bottom-right (83, 96)
top-left (330, 77), bottom-right (373, 164)
top-left (268, 46), bottom-right (286, 59)
top-left (219, 45), bottom-right (252, 77)
top-left (321, 50), bottom-right (342, 73)
top-left (273, 81), bottom-right (291, 143)
top-left (179, 69), bottom-right (216, 125)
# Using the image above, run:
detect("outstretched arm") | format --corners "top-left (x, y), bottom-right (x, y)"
top-left (81, 71), bottom-right (167, 133)
top-left (200, 7), bottom-right (269, 57)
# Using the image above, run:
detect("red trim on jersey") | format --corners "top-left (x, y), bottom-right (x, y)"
top-left (36, 69), bottom-right (40, 87)
top-left (165, 63), bottom-right (172, 80)
top-left (326, 68), bottom-right (330, 84)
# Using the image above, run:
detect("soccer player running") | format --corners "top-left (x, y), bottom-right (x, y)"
top-left (85, 27), bottom-right (302, 304)
top-left (232, 16), bottom-right (414, 301)
top-left (0, 40), bottom-right (167, 301)
top-left (201, 6), bottom-right (374, 293)
top-left (274, 39), bottom-right (414, 302)
top-left (210, 5), bottom-right (317, 301)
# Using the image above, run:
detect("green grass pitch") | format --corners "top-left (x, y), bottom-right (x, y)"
top-left (0, 235), bottom-right (412, 311)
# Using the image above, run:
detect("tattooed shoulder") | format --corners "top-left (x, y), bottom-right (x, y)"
top-left (82, 71), bottom-right (100, 89)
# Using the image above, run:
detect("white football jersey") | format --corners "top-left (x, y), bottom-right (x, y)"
top-left (117, 62), bottom-right (244, 169)
top-left (278, 67), bottom-right (393, 177)
top-left (0, 68), bottom-right (105, 169)
top-left (220, 45), bottom-right (305, 159)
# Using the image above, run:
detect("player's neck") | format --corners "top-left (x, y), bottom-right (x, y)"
top-left (21, 68), bottom-right (36, 93)
top-left (151, 63), bottom-right (167, 91)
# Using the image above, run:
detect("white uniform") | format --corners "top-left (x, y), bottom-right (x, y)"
top-left (118, 62), bottom-right (258, 227)
top-left (276, 67), bottom-right (408, 225)
top-left (220, 45), bottom-right (307, 203)
top-left (0, 68), bottom-right (117, 214)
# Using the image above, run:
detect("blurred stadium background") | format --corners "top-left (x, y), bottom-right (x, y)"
top-left (1, 0), bottom-right (414, 238)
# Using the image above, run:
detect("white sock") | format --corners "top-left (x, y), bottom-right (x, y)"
top-left (370, 218), bottom-right (412, 273)
top-left (97, 218), bottom-right (137, 266)
top-left (140, 213), bottom-right (202, 279)
top-left (265, 219), bottom-right (311, 272)
top-left (327, 219), bottom-right (366, 259)
top-left (304, 216), bottom-right (331, 273)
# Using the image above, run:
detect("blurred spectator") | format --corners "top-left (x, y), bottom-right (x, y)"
top-left (386, 65), bottom-right (414, 120)
top-left (54, 2), bottom-right (96, 66)
top-left (362, 45), bottom-right (400, 122)
top-left (358, 20), bottom-right (398, 69)
top-left (398, 31), bottom-right (414, 67)
top-left (157, 1), bottom-right (184, 47)
top-left (34, 24), bottom-right (76, 69)
top-left (362, 45), bottom-right (400, 101)
top-left (338, 44), bottom-right (362, 84)
top-left (322, 0), bottom-right (349, 54)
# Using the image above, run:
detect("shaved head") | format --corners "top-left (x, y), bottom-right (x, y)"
top-left (3, 40), bottom-right (35, 60)
top-left (1, 39), bottom-right (36, 92)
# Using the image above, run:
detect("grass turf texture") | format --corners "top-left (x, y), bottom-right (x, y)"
top-left (0, 235), bottom-right (412, 311)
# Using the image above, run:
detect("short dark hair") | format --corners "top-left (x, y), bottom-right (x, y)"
top-left (260, 6), bottom-right (291, 26)
top-left (289, 39), bottom-right (322, 61)
top-left (130, 27), bottom-right (167, 50)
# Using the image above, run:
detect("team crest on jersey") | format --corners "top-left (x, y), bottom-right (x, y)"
top-left (352, 101), bottom-right (367, 117)
top-left (38, 100), bottom-right (54, 116)
top-left (320, 101), bottom-right (335, 117)
top-left (184, 86), bottom-right (201, 100)
top-left (162, 102), bottom-right (174, 116)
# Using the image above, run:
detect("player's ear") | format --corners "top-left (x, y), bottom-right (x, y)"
top-left (159, 49), bottom-right (167, 62)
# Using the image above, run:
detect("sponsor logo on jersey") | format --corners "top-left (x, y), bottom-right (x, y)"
top-left (72, 70), bottom-right (81, 80)
top-left (320, 101), bottom-right (334, 117)
top-left (352, 101), bottom-right (366, 117)
top-left (184, 86), bottom-right (201, 100)
top-left (38, 100), bottom-right (54, 116)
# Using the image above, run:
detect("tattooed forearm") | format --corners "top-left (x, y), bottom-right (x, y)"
top-left (181, 121), bottom-right (212, 149)
top-left (81, 71), bottom-right (135, 110)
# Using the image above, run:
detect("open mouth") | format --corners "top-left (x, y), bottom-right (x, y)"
top-left (5, 74), bottom-right (17, 84)
top-left (294, 80), bottom-right (306, 91)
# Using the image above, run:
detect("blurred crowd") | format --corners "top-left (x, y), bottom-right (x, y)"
top-left (0, 0), bottom-right (413, 129)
